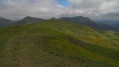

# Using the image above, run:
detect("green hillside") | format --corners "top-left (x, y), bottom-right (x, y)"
top-left (0, 19), bottom-right (119, 67)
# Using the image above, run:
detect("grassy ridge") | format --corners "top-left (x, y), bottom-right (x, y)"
top-left (0, 19), bottom-right (119, 67)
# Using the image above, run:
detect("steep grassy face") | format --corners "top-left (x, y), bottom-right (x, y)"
top-left (0, 19), bottom-right (119, 67)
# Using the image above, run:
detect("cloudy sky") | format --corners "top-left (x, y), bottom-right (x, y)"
top-left (0, 0), bottom-right (119, 20)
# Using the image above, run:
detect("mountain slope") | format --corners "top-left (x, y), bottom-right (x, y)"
top-left (95, 20), bottom-right (119, 26)
top-left (0, 19), bottom-right (119, 67)
top-left (112, 23), bottom-right (119, 31)
top-left (59, 16), bottom-right (113, 30)
top-left (15, 16), bottom-right (45, 25)
top-left (0, 17), bottom-right (14, 27)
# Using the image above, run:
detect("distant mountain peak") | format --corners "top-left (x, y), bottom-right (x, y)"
top-left (22, 16), bottom-right (36, 20)
top-left (74, 16), bottom-right (86, 18)
top-left (50, 17), bottom-right (57, 20)
top-left (15, 16), bottom-right (45, 25)
top-left (25, 16), bottom-right (32, 18)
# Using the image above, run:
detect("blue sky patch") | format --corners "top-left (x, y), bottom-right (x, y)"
top-left (0, 0), bottom-right (3, 2)
top-left (0, 0), bottom-right (3, 1)
top-left (56, 0), bottom-right (71, 7)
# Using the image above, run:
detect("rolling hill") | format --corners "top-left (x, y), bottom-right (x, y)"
top-left (0, 19), bottom-right (119, 67)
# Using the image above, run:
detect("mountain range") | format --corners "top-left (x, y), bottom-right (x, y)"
top-left (59, 16), bottom-right (113, 30)
top-left (0, 16), bottom-right (117, 31)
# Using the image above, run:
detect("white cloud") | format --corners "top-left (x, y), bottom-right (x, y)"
top-left (0, 0), bottom-right (64, 19)
top-left (0, 0), bottom-right (119, 20)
